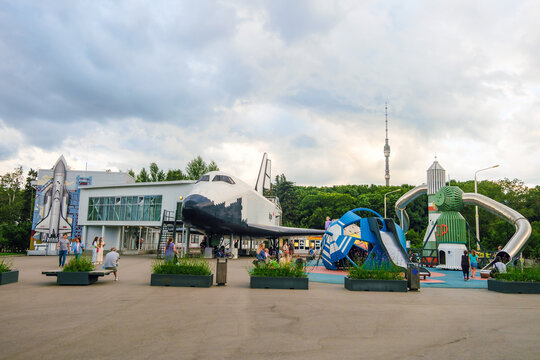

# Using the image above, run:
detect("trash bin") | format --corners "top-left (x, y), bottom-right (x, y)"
top-left (407, 266), bottom-right (420, 291)
top-left (216, 258), bottom-right (227, 285)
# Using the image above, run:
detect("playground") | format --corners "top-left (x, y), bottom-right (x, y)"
top-left (314, 160), bottom-right (533, 289)
top-left (1, 255), bottom-right (539, 360)
top-left (308, 263), bottom-right (490, 289)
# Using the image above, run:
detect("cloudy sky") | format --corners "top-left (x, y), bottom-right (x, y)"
top-left (0, 0), bottom-right (539, 187)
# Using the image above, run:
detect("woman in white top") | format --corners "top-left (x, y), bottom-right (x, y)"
top-left (91, 237), bottom-right (99, 264)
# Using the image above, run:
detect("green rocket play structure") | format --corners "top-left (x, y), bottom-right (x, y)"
top-left (395, 160), bottom-right (532, 274)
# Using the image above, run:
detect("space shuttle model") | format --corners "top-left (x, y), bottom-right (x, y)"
top-left (35, 155), bottom-right (72, 241)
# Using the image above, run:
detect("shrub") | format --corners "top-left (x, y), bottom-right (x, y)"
top-left (249, 260), bottom-right (307, 278)
top-left (0, 257), bottom-right (12, 273)
top-left (152, 257), bottom-right (211, 276)
top-left (495, 265), bottom-right (540, 282)
top-left (348, 263), bottom-right (404, 280)
top-left (63, 257), bottom-right (94, 272)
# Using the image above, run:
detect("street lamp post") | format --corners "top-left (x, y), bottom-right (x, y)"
top-left (384, 189), bottom-right (401, 218)
top-left (474, 165), bottom-right (500, 245)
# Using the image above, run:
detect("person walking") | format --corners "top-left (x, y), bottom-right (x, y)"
top-left (104, 247), bottom-right (120, 281)
top-left (96, 237), bottom-right (105, 265)
top-left (91, 237), bottom-right (98, 264)
top-left (165, 237), bottom-right (178, 262)
top-left (461, 250), bottom-right (471, 281)
top-left (57, 234), bottom-right (70, 267)
top-left (71, 237), bottom-right (84, 260)
top-left (289, 240), bottom-right (295, 259)
top-left (469, 250), bottom-right (479, 279)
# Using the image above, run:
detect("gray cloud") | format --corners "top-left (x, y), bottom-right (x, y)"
top-left (0, 1), bottom-right (539, 186)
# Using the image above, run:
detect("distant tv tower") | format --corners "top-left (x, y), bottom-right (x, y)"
top-left (384, 102), bottom-right (390, 186)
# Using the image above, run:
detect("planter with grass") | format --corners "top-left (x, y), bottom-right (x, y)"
top-left (488, 266), bottom-right (540, 294)
top-left (151, 257), bottom-right (213, 287)
top-left (249, 261), bottom-right (308, 290)
top-left (345, 265), bottom-right (407, 292)
top-left (58, 257), bottom-right (97, 285)
top-left (0, 258), bottom-right (18, 285)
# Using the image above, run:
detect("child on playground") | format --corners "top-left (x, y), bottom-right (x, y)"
top-left (469, 250), bottom-right (478, 278)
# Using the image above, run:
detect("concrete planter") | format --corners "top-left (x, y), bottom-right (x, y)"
top-left (151, 273), bottom-right (213, 287)
top-left (344, 277), bottom-right (408, 292)
top-left (488, 279), bottom-right (540, 294)
top-left (57, 272), bottom-right (99, 285)
top-left (250, 276), bottom-right (309, 290)
top-left (0, 270), bottom-right (19, 285)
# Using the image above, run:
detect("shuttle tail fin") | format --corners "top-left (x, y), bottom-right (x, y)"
top-left (255, 153), bottom-right (271, 194)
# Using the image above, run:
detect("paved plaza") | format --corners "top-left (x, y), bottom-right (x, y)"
top-left (1, 255), bottom-right (539, 360)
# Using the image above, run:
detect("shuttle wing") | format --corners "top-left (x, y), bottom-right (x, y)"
top-left (247, 223), bottom-right (325, 237)
top-left (35, 214), bottom-right (51, 231)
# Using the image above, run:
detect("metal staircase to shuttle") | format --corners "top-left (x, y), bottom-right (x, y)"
top-left (156, 210), bottom-right (179, 259)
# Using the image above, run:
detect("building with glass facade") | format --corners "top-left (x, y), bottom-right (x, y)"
top-left (78, 181), bottom-right (196, 252)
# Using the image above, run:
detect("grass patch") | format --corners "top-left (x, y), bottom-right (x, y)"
top-left (152, 256), bottom-right (211, 276)
top-left (249, 260), bottom-right (307, 278)
top-left (495, 265), bottom-right (540, 282)
top-left (348, 263), bottom-right (404, 280)
top-left (62, 257), bottom-right (94, 272)
top-left (0, 257), bottom-right (13, 272)
top-left (0, 252), bottom-right (24, 256)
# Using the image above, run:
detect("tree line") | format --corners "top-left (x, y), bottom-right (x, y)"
top-left (127, 156), bottom-right (219, 182)
top-left (269, 175), bottom-right (540, 259)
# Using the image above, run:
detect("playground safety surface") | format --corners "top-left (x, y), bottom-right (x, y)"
top-left (308, 264), bottom-right (489, 289)
top-left (1, 256), bottom-right (539, 360)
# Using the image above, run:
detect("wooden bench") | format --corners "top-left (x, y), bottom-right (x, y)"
top-left (418, 267), bottom-right (431, 280)
top-left (42, 270), bottom-right (115, 285)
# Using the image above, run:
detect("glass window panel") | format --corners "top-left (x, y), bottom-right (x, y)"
top-left (143, 203), bottom-right (149, 221)
top-left (125, 204), bottom-right (132, 220)
top-left (113, 204), bottom-right (120, 221)
top-left (150, 205), bottom-right (156, 221)
top-left (108, 205), bottom-right (114, 220)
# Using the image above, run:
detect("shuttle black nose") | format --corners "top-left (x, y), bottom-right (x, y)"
top-left (181, 194), bottom-right (213, 224)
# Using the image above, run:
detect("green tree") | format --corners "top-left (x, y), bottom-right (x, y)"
top-left (136, 168), bottom-right (151, 182)
top-left (149, 162), bottom-right (165, 182)
top-left (166, 169), bottom-right (186, 181)
top-left (272, 174), bottom-right (299, 227)
top-left (186, 156), bottom-right (207, 180)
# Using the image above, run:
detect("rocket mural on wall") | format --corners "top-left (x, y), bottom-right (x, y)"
top-left (35, 156), bottom-right (72, 240)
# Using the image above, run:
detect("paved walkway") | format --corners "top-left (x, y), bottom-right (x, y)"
top-left (1, 255), bottom-right (539, 360)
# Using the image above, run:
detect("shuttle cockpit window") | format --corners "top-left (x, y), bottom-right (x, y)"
top-left (196, 175), bottom-right (210, 183)
top-left (212, 175), bottom-right (235, 184)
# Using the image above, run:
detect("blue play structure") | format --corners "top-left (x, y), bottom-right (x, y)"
top-left (321, 208), bottom-right (411, 270)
